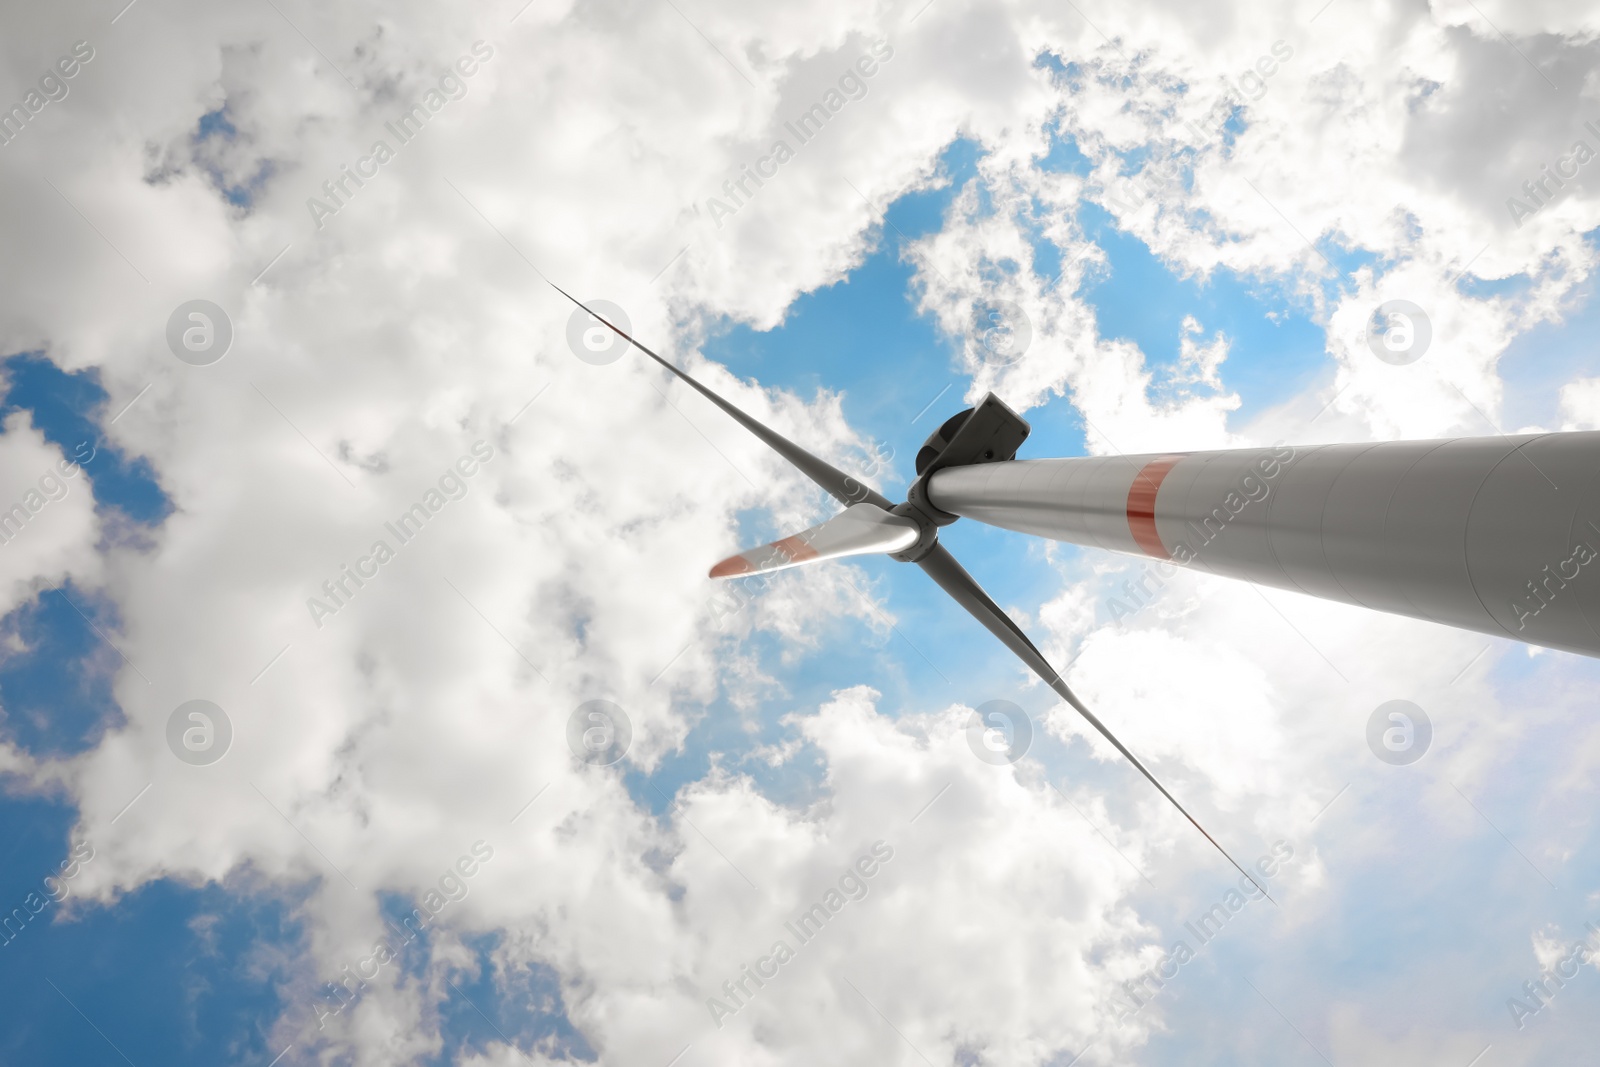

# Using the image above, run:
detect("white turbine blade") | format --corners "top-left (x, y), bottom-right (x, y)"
top-left (916, 543), bottom-right (1274, 903)
top-left (709, 503), bottom-right (919, 579)
top-left (544, 281), bottom-right (893, 511)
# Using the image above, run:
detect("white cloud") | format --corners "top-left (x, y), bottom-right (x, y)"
top-left (0, 412), bottom-right (101, 620)
top-left (1558, 374), bottom-right (1600, 428)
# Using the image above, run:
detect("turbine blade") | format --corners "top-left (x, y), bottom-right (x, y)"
top-left (545, 283), bottom-right (892, 511)
top-left (710, 502), bottom-right (920, 579)
top-left (916, 543), bottom-right (1273, 902)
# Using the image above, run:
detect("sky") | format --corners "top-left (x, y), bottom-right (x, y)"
top-left (1, 0), bottom-right (1599, 1065)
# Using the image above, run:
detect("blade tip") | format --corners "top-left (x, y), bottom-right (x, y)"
top-left (709, 556), bottom-right (752, 579)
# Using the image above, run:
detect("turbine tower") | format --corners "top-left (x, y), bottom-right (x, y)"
top-left (928, 431), bottom-right (1600, 659)
top-left (549, 284), bottom-right (1600, 890)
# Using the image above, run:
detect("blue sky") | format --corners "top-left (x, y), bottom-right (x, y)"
top-left (0, 356), bottom-right (307, 1066)
top-left (8, 122), bottom-right (1600, 1066)
top-left (3, 6), bottom-right (1600, 1062)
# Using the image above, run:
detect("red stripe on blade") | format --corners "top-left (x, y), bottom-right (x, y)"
top-left (709, 555), bottom-right (754, 578)
top-left (1125, 455), bottom-right (1187, 559)
top-left (771, 535), bottom-right (820, 564)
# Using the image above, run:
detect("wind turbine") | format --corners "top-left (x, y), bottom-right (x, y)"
top-left (548, 284), bottom-right (1600, 893)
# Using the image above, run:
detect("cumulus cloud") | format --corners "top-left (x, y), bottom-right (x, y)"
top-left (0, 412), bottom-right (100, 619)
